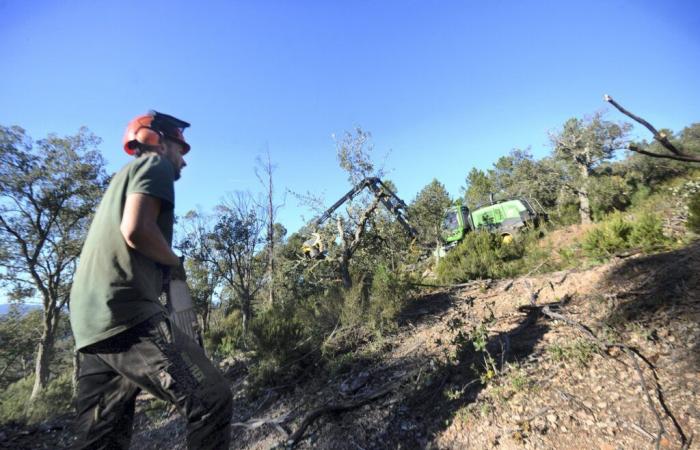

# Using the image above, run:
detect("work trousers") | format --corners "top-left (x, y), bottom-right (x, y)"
top-left (72, 314), bottom-right (232, 450)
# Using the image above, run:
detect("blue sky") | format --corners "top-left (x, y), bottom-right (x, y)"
top-left (1, 0), bottom-right (699, 234)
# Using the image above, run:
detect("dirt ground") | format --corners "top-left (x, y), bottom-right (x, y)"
top-left (3, 241), bottom-right (698, 450)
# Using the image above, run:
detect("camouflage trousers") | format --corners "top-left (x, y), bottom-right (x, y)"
top-left (71, 314), bottom-right (232, 450)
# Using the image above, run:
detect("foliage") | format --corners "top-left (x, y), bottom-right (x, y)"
top-left (582, 213), bottom-right (632, 258)
top-left (0, 125), bottom-right (109, 398)
top-left (436, 231), bottom-right (524, 282)
top-left (335, 127), bottom-right (383, 185)
top-left (0, 307), bottom-right (42, 388)
top-left (462, 150), bottom-right (564, 211)
top-left (0, 372), bottom-right (73, 425)
top-left (583, 212), bottom-right (671, 259)
top-left (688, 192), bottom-right (700, 234)
top-left (548, 339), bottom-right (597, 367)
top-left (247, 305), bottom-right (310, 385)
top-left (550, 112), bottom-right (631, 223)
top-left (367, 265), bottom-right (415, 333)
top-left (588, 173), bottom-right (631, 220)
top-left (182, 193), bottom-right (267, 339)
top-left (408, 179), bottom-right (452, 248)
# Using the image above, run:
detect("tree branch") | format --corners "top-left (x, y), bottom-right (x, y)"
top-left (604, 94), bottom-right (700, 163)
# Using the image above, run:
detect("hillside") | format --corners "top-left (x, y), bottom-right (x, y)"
top-left (120, 239), bottom-right (696, 449)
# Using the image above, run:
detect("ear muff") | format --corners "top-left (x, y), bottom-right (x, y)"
top-left (123, 114), bottom-right (162, 154)
top-left (123, 111), bottom-right (190, 155)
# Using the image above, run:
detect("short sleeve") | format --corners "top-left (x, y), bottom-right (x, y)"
top-left (127, 155), bottom-right (175, 207)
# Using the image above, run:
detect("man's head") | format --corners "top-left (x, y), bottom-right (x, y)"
top-left (122, 111), bottom-right (190, 180)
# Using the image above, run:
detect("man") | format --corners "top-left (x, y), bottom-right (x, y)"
top-left (69, 111), bottom-right (232, 449)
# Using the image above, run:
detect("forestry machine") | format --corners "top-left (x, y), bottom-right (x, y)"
top-left (302, 177), bottom-right (418, 259)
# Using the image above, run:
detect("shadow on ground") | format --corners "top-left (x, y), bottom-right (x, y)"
top-left (603, 240), bottom-right (700, 370)
top-left (373, 304), bottom-right (550, 449)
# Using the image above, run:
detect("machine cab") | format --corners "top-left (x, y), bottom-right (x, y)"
top-left (441, 202), bottom-right (471, 245)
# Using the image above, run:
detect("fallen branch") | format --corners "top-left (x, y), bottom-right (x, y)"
top-left (285, 382), bottom-right (397, 447)
top-left (604, 94), bottom-right (700, 163)
top-left (231, 412), bottom-right (291, 437)
top-left (541, 305), bottom-right (688, 449)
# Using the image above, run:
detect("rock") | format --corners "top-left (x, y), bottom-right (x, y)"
top-left (546, 414), bottom-right (557, 424)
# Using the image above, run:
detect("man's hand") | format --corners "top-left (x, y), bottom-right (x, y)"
top-left (120, 193), bottom-right (180, 266)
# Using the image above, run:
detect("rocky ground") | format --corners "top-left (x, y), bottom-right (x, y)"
top-left (3, 241), bottom-right (698, 449)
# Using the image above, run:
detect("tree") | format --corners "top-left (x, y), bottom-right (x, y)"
top-left (333, 128), bottom-right (386, 288)
top-left (0, 125), bottom-right (109, 399)
top-left (550, 112), bottom-right (630, 224)
top-left (197, 193), bottom-right (267, 338)
top-left (0, 305), bottom-right (42, 388)
top-left (409, 179), bottom-right (452, 248)
top-left (463, 168), bottom-right (494, 208)
top-left (255, 150), bottom-right (284, 307)
top-left (178, 209), bottom-right (221, 335)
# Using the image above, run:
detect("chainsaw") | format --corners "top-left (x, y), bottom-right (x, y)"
top-left (163, 258), bottom-right (204, 349)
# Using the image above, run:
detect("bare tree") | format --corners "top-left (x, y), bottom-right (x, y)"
top-left (605, 95), bottom-right (700, 163)
top-left (255, 149), bottom-right (284, 306)
top-left (0, 126), bottom-right (108, 399)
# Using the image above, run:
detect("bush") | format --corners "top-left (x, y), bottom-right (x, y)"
top-left (583, 213), bottom-right (632, 258)
top-left (629, 213), bottom-right (669, 250)
top-left (0, 372), bottom-right (73, 425)
top-left (583, 212), bottom-right (671, 259)
top-left (688, 193), bottom-right (700, 233)
top-left (206, 309), bottom-right (245, 358)
top-left (436, 231), bottom-right (523, 283)
top-left (368, 265), bottom-right (415, 333)
top-left (248, 305), bottom-right (310, 386)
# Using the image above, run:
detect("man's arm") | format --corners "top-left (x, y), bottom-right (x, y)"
top-left (120, 193), bottom-right (180, 266)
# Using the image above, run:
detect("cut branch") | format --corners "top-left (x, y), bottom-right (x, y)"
top-left (604, 94), bottom-right (700, 163)
top-left (286, 382), bottom-right (396, 447)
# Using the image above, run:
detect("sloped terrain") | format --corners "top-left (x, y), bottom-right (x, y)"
top-left (131, 240), bottom-right (699, 449)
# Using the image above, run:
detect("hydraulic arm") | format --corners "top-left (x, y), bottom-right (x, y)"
top-left (302, 177), bottom-right (417, 259)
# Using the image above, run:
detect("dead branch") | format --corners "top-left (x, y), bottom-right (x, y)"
top-left (285, 382), bottom-right (396, 447)
top-left (604, 95), bottom-right (700, 163)
top-left (231, 412), bottom-right (291, 437)
top-left (541, 305), bottom-right (688, 449)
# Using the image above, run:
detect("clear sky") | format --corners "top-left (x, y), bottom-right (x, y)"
top-left (1, 0), bottom-right (699, 234)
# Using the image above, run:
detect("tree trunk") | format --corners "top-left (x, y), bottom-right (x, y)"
top-left (30, 311), bottom-right (56, 400)
top-left (240, 294), bottom-right (252, 339)
top-left (577, 164), bottom-right (593, 225)
top-left (72, 349), bottom-right (80, 399)
top-left (339, 255), bottom-right (352, 289)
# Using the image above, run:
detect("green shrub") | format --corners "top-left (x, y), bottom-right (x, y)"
top-left (0, 372), bottom-right (73, 425)
top-left (549, 201), bottom-right (580, 227)
top-left (584, 211), bottom-right (672, 259)
top-left (248, 305), bottom-right (311, 386)
top-left (688, 193), bottom-right (700, 234)
top-left (583, 213), bottom-right (632, 258)
top-left (206, 310), bottom-right (245, 358)
top-left (367, 265), bottom-right (415, 332)
top-left (436, 231), bottom-right (521, 283)
top-left (629, 213), bottom-right (669, 250)
top-left (340, 276), bottom-right (370, 328)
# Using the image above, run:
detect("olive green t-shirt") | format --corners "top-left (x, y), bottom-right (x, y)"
top-left (70, 154), bottom-right (175, 350)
